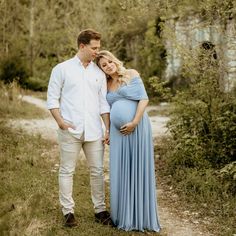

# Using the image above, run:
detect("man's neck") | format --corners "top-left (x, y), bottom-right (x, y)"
top-left (77, 52), bottom-right (91, 68)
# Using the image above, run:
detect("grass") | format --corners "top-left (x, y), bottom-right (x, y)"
top-left (0, 82), bottom-right (48, 119)
top-left (0, 83), bottom-right (164, 235)
top-left (147, 104), bottom-right (172, 117)
top-left (0, 123), bottom-right (164, 236)
top-left (155, 137), bottom-right (236, 236)
top-left (147, 109), bottom-right (169, 117)
top-left (24, 90), bottom-right (47, 100)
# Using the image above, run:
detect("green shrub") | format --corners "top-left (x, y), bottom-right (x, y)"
top-left (0, 57), bottom-right (48, 91)
top-left (0, 57), bottom-right (29, 85)
top-left (167, 45), bottom-right (236, 169)
top-left (158, 45), bottom-right (236, 235)
top-left (218, 161), bottom-right (236, 195)
top-left (168, 94), bottom-right (236, 168)
top-left (148, 76), bottom-right (172, 102)
top-left (22, 77), bottom-right (48, 91)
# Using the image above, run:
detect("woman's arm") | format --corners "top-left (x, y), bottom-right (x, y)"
top-left (120, 69), bottom-right (149, 135)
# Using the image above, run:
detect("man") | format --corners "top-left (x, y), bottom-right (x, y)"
top-left (47, 29), bottom-right (111, 227)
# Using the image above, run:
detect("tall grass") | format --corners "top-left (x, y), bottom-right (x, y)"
top-left (0, 81), bottom-right (48, 119)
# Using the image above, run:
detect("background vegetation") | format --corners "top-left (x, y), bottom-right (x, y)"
top-left (155, 43), bottom-right (236, 235)
top-left (0, 0), bottom-right (236, 235)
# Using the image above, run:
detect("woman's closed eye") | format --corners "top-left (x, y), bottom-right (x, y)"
top-left (101, 64), bottom-right (107, 68)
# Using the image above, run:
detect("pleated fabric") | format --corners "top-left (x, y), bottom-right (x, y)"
top-left (107, 77), bottom-right (161, 232)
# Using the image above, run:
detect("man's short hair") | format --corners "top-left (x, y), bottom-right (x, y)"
top-left (77, 29), bottom-right (101, 48)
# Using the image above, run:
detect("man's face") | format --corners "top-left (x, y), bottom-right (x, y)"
top-left (80, 39), bottom-right (101, 61)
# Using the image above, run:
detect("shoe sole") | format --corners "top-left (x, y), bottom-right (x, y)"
top-left (64, 222), bottom-right (78, 228)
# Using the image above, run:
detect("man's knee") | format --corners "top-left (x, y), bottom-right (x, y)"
top-left (90, 166), bottom-right (104, 177)
top-left (59, 165), bottom-right (75, 177)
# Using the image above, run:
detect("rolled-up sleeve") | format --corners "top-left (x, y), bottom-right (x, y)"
top-left (47, 65), bottom-right (63, 109)
top-left (99, 75), bottom-right (110, 114)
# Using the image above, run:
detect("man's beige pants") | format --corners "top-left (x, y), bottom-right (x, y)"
top-left (57, 129), bottom-right (106, 215)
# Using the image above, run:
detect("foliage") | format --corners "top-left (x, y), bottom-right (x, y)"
top-left (155, 34), bottom-right (236, 235)
top-left (159, 0), bottom-right (236, 22)
top-left (138, 20), bottom-right (166, 78)
top-left (148, 76), bottom-right (172, 101)
top-left (22, 77), bottom-right (48, 91)
top-left (1, 0), bottom-right (236, 93)
top-left (152, 2), bottom-right (236, 234)
top-left (0, 57), bottom-right (29, 85)
top-left (167, 45), bottom-right (236, 168)
top-left (219, 161), bottom-right (236, 181)
top-left (0, 55), bottom-right (48, 90)
top-left (0, 0), bottom-right (166, 91)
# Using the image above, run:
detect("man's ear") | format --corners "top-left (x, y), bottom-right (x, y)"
top-left (79, 43), bottom-right (85, 49)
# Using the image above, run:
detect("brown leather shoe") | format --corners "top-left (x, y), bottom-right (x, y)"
top-left (64, 213), bottom-right (77, 227)
top-left (95, 211), bottom-right (113, 226)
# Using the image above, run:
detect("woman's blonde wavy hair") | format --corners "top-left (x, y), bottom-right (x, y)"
top-left (96, 50), bottom-right (130, 84)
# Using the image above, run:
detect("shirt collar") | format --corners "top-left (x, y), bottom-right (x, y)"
top-left (74, 55), bottom-right (94, 67)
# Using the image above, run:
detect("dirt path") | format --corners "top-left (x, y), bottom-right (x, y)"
top-left (9, 96), bottom-right (213, 236)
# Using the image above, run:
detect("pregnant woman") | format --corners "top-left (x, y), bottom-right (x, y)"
top-left (96, 50), bottom-right (161, 232)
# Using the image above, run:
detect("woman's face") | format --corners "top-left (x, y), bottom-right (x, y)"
top-left (99, 57), bottom-right (117, 76)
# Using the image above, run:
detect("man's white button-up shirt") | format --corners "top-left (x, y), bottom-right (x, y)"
top-left (47, 55), bottom-right (110, 141)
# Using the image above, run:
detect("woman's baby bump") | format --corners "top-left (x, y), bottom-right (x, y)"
top-left (110, 100), bottom-right (138, 129)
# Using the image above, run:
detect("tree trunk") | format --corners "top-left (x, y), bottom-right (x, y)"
top-left (29, 0), bottom-right (35, 77)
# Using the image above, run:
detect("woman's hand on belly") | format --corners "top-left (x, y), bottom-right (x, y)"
top-left (120, 121), bottom-right (137, 135)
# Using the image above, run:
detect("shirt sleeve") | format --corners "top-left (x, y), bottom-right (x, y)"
top-left (99, 74), bottom-right (110, 114)
top-left (47, 65), bottom-right (64, 109)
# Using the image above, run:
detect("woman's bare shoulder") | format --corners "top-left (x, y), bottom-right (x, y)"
top-left (126, 69), bottom-right (140, 78)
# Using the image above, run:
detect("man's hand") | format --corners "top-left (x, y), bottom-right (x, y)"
top-left (49, 108), bottom-right (75, 131)
top-left (59, 121), bottom-right (75, 131)
top-left (120, 122), bottom-right (137, 136)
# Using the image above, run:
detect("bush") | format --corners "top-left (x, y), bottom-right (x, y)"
top-left (167, 46), bottom-right (236, 169)
top-left (168, 94), bottom-right (236, 168)
top-left (22, 77), bottom-right (48, 91)
top-left (0, 57), bottom-right (29, 85)
top-left (148, 76), bottom-right (172, 102)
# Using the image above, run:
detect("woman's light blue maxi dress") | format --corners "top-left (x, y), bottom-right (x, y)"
top-left (107, 77), bottom-right (161, 232)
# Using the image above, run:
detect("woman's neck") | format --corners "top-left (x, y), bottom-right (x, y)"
top-left (110, 73), bottom-right (119, 81)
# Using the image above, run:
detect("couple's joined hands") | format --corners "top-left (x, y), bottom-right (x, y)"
top-left (103, 131), bottom-right (110, 145)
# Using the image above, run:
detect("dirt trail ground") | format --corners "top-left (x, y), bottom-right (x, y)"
top-left (9, 95), bottom-right (214, 236)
